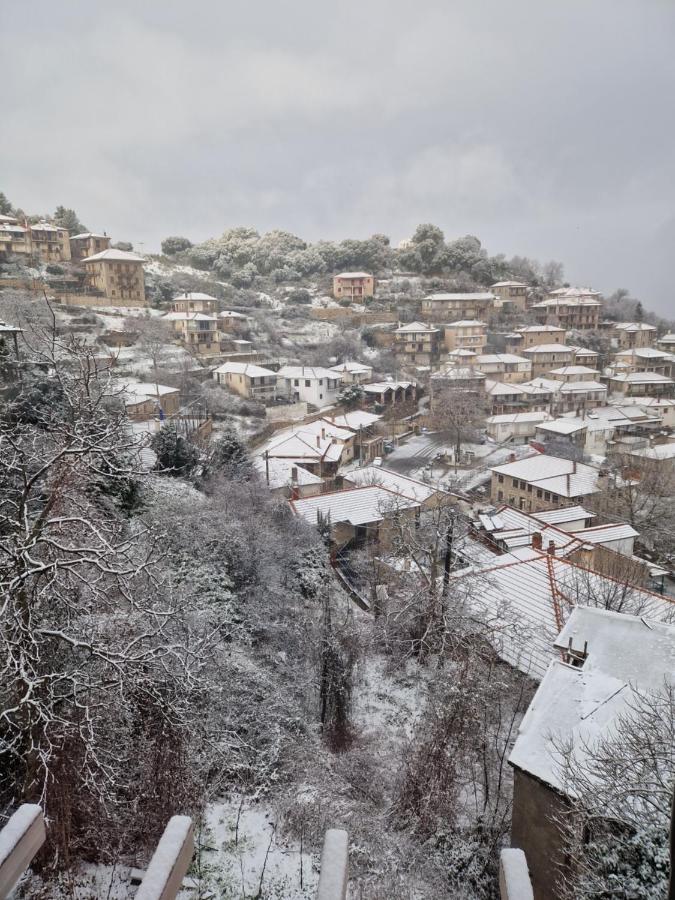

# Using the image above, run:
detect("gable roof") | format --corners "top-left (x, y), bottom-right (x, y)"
top-left (509, 607), bottom-right (675, 790)
top-left (491, 454), bottom-right (600, 497)
top-left (290, 484), bottom-right (418, 526)
top-left (82, 248), bottom-right (145, 263)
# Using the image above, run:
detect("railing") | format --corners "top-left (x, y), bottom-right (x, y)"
top-left (0, 807), bottom-right (194, 900)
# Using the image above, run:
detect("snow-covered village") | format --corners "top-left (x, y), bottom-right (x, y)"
top-left (1, 4), bottom-right (675, 900)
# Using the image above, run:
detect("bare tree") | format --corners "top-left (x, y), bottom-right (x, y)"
top-left (430, 385), bottom-right (488, 464)
top-left (0, 321), bottom-right (211, 866)
top-left (554, 683), bottom-right (675, 900)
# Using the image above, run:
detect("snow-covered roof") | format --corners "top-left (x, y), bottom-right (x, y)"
top-left (395, 321), bottom-right (439, 334)
top-left (334, 271), bottom-right (372, 279)
top-left (445, 319), bottom-right (487, 328)
top-left (521, 344), bottom-right (575, 355)
top-left (628, 442), bottom-right (675, 461)
top-left (610, 372), bottom-right (674, 385)
top-left (448, 348), bottom-right (478, 358)
top-left (484, 380), bottom-right (527, 396)
top-left (214, 362), bottom-right (275, 377)
top-left (549, 365), bottom-right (599, 376)
top-left (174, 291), bottom-right (217, 301)
top-left (361, 380), bottom-right (412, 393)
top-left (611, 321), bottom-right (657, 332)
top-left (325, 410), bottom-right (381, 430)
top-left (535, 418), bottom-right (587, 436)
top-left (570, 346), bottom-right (599, 357)
top-left (30, 222), bottom-right (66, 233)
top-left (424, 292), bottom-right (496, 301)
top-left (262, 432), bottom-right (343, 464)
top-left (277, 365), bottom-right (340, 381)
top-left (434, 366), bottom-right (487, 381)
top-left (570, 522), bottom-right (639, 543)
top-left (517, 325), bottom-right (566, 334)
top-left (658, 333), bottom-right (675, 344)
top-left (521, 378), bottom-right (562, 394)
top-left (455, 555), bottom-right (675, 681)
top-left (535, 506), bottom-right (594, 526)
top-left (475, 353), bottom-right (530, 365)
top-left (163, 311), bottom-right (218, 322)
top-left (548, 286), bottom-right (602, 298)
top-left (0, 320), bottom-right (22, 334)
top-left (559, 381), bottom-right (607, 394)
top-left (492, 281), bottom-right (528, 288)
top-left (82, 248), bottom-right (145, 263)
top-left (290, 485), bottom-right (418, 527)
top-left (615, 347), bottom-right (669, 359)
top-left (492, 454), bottom-right (600, 498)
top-left (346, 465), bottom-right (447, 503)
top-left (329, 360), bottom-right (373, 375)
top-left (253, 457), bottom-right (323, 491)
top-left (219, 310), bottom-right (248, 318)
top-left (71, 231), bottom-right (108, 240)
top-left (487, 411), bottom-right (552, 425)
top-left (0, 223), bottom-right (27, 233)
top-left (509, 607), bottom-right (675, 789)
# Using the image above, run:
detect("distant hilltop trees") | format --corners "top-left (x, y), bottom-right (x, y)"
top-left (162, 223), bottom-right (566, 291)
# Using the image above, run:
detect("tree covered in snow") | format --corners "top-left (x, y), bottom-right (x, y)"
top-left (555, 683), bottom-right (674, 899)
top-left (0, 324), bottom-right (215, 866)
top-left (52, 205), bottom-right (86, 235)
top-left (205, 428), bottom-right (253, 479)
top-left (161, 235), bottom-right (193, 256)
top-left (150, 423), bottom-right (200, 476)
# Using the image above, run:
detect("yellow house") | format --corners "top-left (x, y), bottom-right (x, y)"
top-left (162, 311), bottom-right (220, 354)
top-left (444, 319), bottom-right (487, 353)
top-left (491, 281), bottom-right (528, 311)
top-left (82, 248), bottom-right (146, 305)
top-left (172, 292), bottom-right (217, 313)
top-left (333, 272), bottom-right (375, 302)
top-left (70, 232), bottom-right (111, 262)
top-left (394, 321), bottom-right (441, 366)
top-left (605, 321), bottom-right (658, 349)
top-left (28, 222), bottom-right (72, 262)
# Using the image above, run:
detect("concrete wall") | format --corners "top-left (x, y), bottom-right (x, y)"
top-left (510, 768), bottom-right (571, 900)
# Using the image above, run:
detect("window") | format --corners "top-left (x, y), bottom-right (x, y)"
top-left (519, 480), bottom-right (526, 490)
top-left (544, 492), bottom-right (551, 501)
top-left (497, 474), bottom-right (504, 484)
top-left (537, 489), bottom-right (543, 498)
top-left (527, 484), bottom-right (532, 493)
top-left (319, 394), bottom-right (323, 400)
top-left (305, 379), bottom-right (311, 387)
top-left (512, 477), bottom-right (518, 487)
top-left (294, 379), bottom-right (299, 387)
top-left (497, 490), bottom-right (503, 501)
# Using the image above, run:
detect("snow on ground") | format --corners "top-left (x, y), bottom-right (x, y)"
top-left (353, 655), bottom-right (425, 748)
top-left (197, 795), bottom-right (318, 899)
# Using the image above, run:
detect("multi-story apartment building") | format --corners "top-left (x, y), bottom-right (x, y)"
top-left (276, 366), bottom-right (341, 407)
top-left (443, 319), bottom-right (487, 353)
top-left (473, 353), bottom-right (532, 383)
top-left (521, 343), bottom-right (575, 377)
top-left (421, 292), bottom-right (495, 322)
top-left (213, 362), bottom-right (277, 401)
top-left (612, 347), bottom-right (675, 378)
top-left (163, 311), bottom-right (220, 353)
top-left (0, 220), bottom-right (71, 262)
top-left (82, 248), bottom-right (146, 304)
top-left (530, 290), bottom-right (602, 331)
top-left (506, 325), bottom-right (567, 351)
top-left (332, 272), bottom-right (375, 302)
top-left (491, 280), bottom-right (528, 311)
top-left (490, 454), bottom-right (601, 512)
top-left (604, 321), bottom-right (658, 349)
top-left (172, 292), bottom-right (217, 313)
top-left (394, 321), bottom-right (441, 366)
top-left (70, 232), bottom-right (111, 261)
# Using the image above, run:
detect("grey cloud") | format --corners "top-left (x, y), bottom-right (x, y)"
top-left (2, 0), bottom-right (674, 313)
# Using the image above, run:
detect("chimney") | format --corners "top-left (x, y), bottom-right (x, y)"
top-left (316, 435), bottom-right (321, 448)
top-left (509, 452), bottom-right (516, 463)
top-left (321, 427), bottom-right (326, 439)
top-left (532, 532), bottom-right (543, 551)
top-left (572, 459), bottom-right (577, 473)
top-left (291, 466), bottom-right (298, 483)
top-left (547, 540), bottom-right (556, 556)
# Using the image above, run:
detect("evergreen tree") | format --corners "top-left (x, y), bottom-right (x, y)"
top-left (151, 425), bottom-right (199, 476)
top-left (53, 205), bottom-right (86, 235)
top-left (0, 192), bottom-right (14, 215)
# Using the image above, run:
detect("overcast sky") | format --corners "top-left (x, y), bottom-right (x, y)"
top-left (2, 1), bottom-right (674, 313)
